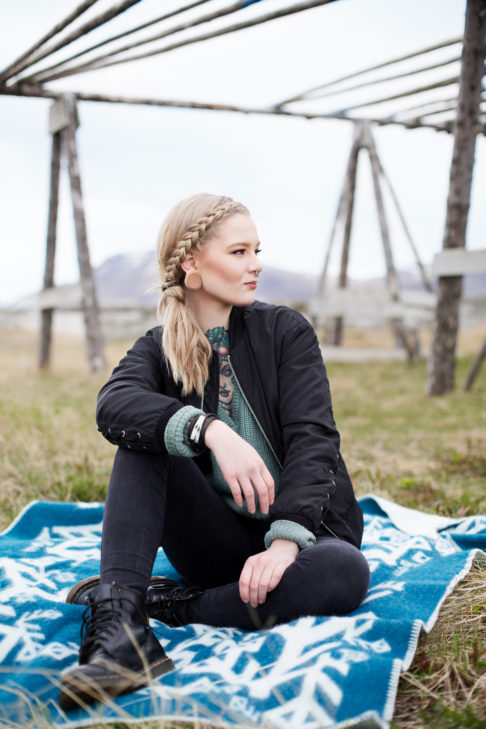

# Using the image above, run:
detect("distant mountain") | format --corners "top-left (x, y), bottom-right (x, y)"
top-left (95, 251), bottom-right (157, 306)
top-left (7, 252), bottom-right (485, 313)
top-left (93, 252), bottom-right (485, 305)
top-left (93, 252), bottom-right (320, 306)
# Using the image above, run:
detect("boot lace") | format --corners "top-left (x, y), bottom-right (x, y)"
top-left (147, 585), bottom-right (201, 626)
top-left (80, 595), bottom-right (144, 655)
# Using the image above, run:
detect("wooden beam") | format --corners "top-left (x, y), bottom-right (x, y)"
top-left (274, 37), bottom-right (462, 108)
top-left (317, 124), bottom-right (362, 298)
top-left (375, 142), bottom-right (434, 292)
top-left (315, 289), bottom-right (436, 320)
top-left (330, 123), bottom-right (362, 345)
top-left (49, 96), bottom-right (72, 133)
top-left (4, 83), bottom-right (482, 135)
top-left (36, 285), bottom-right (83, 310)
top-left (11, 1), bottom-right (361, 84)
top-left (335, 76), bottom-right (460, 114)
top-left (39, 130), bottom-right (62, 370)
top-left (24, 0), bottom-right (249, 85)
top-left (18, 1), bottom-right (211, 84)
top-left (3, 0), bottom-right (141, 83)
top-left (391, 95), bottom-right (461, 118)
top-left (364, 125), bottom-right (400, 299)
top-left (365, 123), bottom-right (421, 360)
top-left (463, 333), bottom-right (486, 391)
top-left (62, 94), bottom-right (106, 373)
top-left (279, 55), bottom-right (461, 104)
top-left (0, 0), bottom-right (99, 82)
top-left (430, 248), bottom-right (486, 276)
top-left (393, 93), bottom-right (486, 122)
top-left (427, 0), bottom-right (486, 396)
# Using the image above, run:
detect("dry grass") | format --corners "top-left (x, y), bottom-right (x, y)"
top-left (0, 324), bottom-right (485, 728)
top-left (392, 559), bottom-right (486, 729)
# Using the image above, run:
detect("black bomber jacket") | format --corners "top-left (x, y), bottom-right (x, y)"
top-left (96, 300), bottom-right (364, 548)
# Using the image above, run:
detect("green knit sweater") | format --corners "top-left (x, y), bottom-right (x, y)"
top-left (164, 328), bottom-right (316, 551)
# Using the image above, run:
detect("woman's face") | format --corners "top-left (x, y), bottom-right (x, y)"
top-left (192, 213), bottom-right (263, 308)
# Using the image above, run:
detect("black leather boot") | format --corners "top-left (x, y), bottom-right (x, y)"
top-left (146, 580), bottom-right (204, 626)
top-left (59, 582), bottom-right (174, 711)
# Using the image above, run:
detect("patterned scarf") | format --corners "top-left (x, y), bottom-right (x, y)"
top-left (206, 327), bottom-right (234, 414)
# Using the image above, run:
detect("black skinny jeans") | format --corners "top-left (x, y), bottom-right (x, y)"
top-left (100, 448), bottom-right (370, 630)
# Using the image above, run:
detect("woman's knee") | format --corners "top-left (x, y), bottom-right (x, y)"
top-left (286, 538), bottom-right (370, 617)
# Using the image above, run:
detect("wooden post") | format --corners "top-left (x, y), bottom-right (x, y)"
top-left (427, 0), bottom-right (486, 395)
top-left (39, 128), bottom-right (61, 369)
top-left (62, 93), bottom-right (106, 373)
top-left (365, 123), bottom-right (417, 359)
top-left (316, 147), bottom-right (353, 299)
top-left (463, 333), bottom-right (486, 391)
top-left (377, 156), bottom-right (433, 293)
top-left (330, 122), bottom-right (363, 345)
top-left (364, 124), bottom-right (399, 299)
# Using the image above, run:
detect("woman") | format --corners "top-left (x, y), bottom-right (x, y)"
top-left (59, 193), bottom-right (369, 711)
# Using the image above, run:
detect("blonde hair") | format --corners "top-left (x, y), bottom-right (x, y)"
top-left (157, 192), bottom-right (249, 395)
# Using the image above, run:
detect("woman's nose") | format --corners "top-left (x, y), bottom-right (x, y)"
top-left (250, 255), bottom-right (263, 273)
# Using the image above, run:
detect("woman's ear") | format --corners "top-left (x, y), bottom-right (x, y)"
top-left (181, 253), bottom-right (198, 274)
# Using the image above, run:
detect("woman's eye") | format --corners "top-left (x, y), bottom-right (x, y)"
top-left (231, 247), bottom-right (261, 255)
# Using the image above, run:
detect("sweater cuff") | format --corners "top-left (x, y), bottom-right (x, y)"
top-left (164, 405), bottom-right (205, 457)
top-left (264, 520), bottom-right (316, 551)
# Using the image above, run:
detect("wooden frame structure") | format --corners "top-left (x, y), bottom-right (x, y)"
top-left (0, 0), bottom-right (485, 389)
top-left (39, 94), bottom-right (106, 372)
top-left (311, 120), bottom-right (433, 362)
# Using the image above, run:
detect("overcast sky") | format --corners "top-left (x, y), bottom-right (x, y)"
top-left (1, 0), bottom-right (484, 306)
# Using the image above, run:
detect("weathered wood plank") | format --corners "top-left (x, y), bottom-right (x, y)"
top-left (36, 285), bottom-right (83, 310)
top-left (330, 123), bottom-right (362, 345)
top-left (39, 130), bottom-right (61, 370)
top-left (62, 94), bottom-right (106, 373)
top-left (463, 333), bottom-right (486, 391)
top-left (312, 289), bottom-right (436, 322)
top-left (6, 1), bottom-right (141, 83)
top-left (2, 84), bottom-right (476, 135)
top-left (0, 0), bottom-right (98, 82)
top-left (274, 37), bottom-right (462, 108)
top-left (430, 248), bottom-right (486, 276)
top-left (49, 98), bottom-right (73, 134)
top-left (317, 123), bottom-right (362, 299)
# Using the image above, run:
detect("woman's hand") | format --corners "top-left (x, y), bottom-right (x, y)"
top-left (204, 419), bottom-right (275, 514)
top-left (239, 539), bottom-right (299, 607)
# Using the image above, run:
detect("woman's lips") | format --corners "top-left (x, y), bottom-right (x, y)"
top-left (244, 281), bottom-right (257, 289)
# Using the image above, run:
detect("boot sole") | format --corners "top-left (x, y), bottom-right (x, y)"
top-left (58, 653), bottom-right (175, 712)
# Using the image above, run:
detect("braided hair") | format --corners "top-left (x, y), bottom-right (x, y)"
top-left (156, 193), bottom-right (249, 395)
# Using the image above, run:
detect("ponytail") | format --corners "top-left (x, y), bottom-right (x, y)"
top-left (158, 285), bottom-right (211, 396)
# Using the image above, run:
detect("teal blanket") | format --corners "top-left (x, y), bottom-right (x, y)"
top-left (0, 496), bottom-right (485, 729)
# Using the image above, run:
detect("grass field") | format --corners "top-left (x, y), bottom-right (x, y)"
top-left (0, 325), bottom-right (485, 728)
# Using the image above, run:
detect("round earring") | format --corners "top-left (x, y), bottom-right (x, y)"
top-left (185, 271), bottom-right (202, 290)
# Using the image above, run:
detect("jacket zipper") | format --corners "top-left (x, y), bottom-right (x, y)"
top-left (227, 355), bottom-right (283, 469)
top-left (320, 519), bottom-right (340, 539)
top-left (229, 355), bottom-right (340, 539)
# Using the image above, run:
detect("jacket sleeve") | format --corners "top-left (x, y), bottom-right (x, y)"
top-left (96, 329), bottom-right (185, 453)
top-left (269, 312), bottom-right (340, 534)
